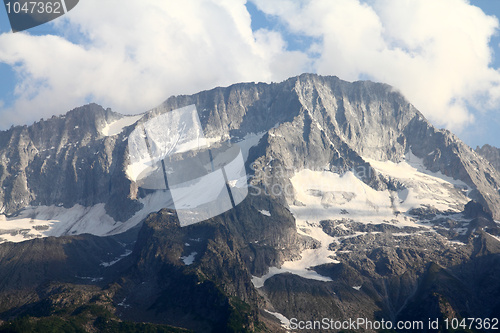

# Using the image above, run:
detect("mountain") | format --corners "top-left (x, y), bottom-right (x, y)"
top-left (0, 73), bottom-right (500, 332)
top-left (477, 144), bottom-right (500, 173)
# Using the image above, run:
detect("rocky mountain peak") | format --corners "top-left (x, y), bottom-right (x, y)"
top-left (476, 143), bottom-right (500, 172)
top-left (0, 73), bottom-right (499, 240)
top-left (1, 74), bottom-right (500, 332)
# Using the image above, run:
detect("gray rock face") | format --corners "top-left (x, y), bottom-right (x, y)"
top-left (1, 73), bottom-right (500, 331)
top-left (1, 74), bottom-right (500, 227)
top-left (0, 104), bottom-right (140, 221)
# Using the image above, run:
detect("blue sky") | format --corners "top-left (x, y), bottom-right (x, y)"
top-left (0, 0), bottom-right (499, 149)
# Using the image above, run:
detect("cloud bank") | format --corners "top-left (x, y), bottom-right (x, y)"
top-left (252, 0), bottom-right (500, 130)
top-left (0, 0), bottom-right (499, 134)
top-left (0, 0), bottom-right (309, 124)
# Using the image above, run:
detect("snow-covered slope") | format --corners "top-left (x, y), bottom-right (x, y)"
top-left (101, 114), bottom-right (143, 136)
top-left (0, 73), bottom-right (499, 246)
top-left (0, 131), bottom-right (264, 243)
top-left (0, 191), bottom-right (171, 243)
top-left (251, 152), bottom-right (471, 288)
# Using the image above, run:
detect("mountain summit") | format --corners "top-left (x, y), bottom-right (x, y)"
top-left (0, 73), bottom-right (499, 242)
top-left (0, 74), bottom-right (499, 331)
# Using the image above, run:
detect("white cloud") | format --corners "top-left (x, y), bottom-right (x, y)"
top-left (0, 0), bottom-right (499, 135)
top-left (252, 0), bottom-right (500, 131)
top-left (0, 0), bottom-right (309, 126)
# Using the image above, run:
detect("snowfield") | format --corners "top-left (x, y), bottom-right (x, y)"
top-left (0, 130), bottom-right (266, 243)
top-left (0, 191), bottom-right (175, 243)
top-left (101, 114), bottom-right (143, 136)
top-left (251, 152), bottom-right (471, 288)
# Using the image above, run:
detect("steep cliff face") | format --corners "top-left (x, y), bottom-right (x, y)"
top-left (0, 104), bottom-right (138, 220)
top-left (1, 74), bottom-right (500, 332)
top-left (159, 74), bottom-right (500, 219)
top-left (1, 74), bottom-right (499, 238)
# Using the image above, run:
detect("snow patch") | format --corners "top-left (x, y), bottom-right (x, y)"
top-left (264, 309), bottom-right (290, 329)
top-left (290, 169), bottom-right (400, 225)
top-left (235, 132), bottom-right (265, 161)
top-left (258, 210), bottom-right (271, 217)
top-left (118, 297), bottom-right (130, 308)
top-left (101, 114), bottom-right (143, 136)
top-left (100, 249), bottom-right (132, 267)
top-left (0, 204), bottom-right (117, 243)
top-left (76, 276), bottom-right (104, 283)
top-left (251, 219), bottom-right (336, 288)
top-left (447, 240), bottom-right (468, 246)
top-left (252, 153), bottom-right (470, 287)
top-left (180, 252), bottom-right (197, 265)
top-left (364, 152), bottom-right (470, 213)
top-left (0, 190), bottom-right (177, 243)
top-left (289, 153), bottom-right (468, 227)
